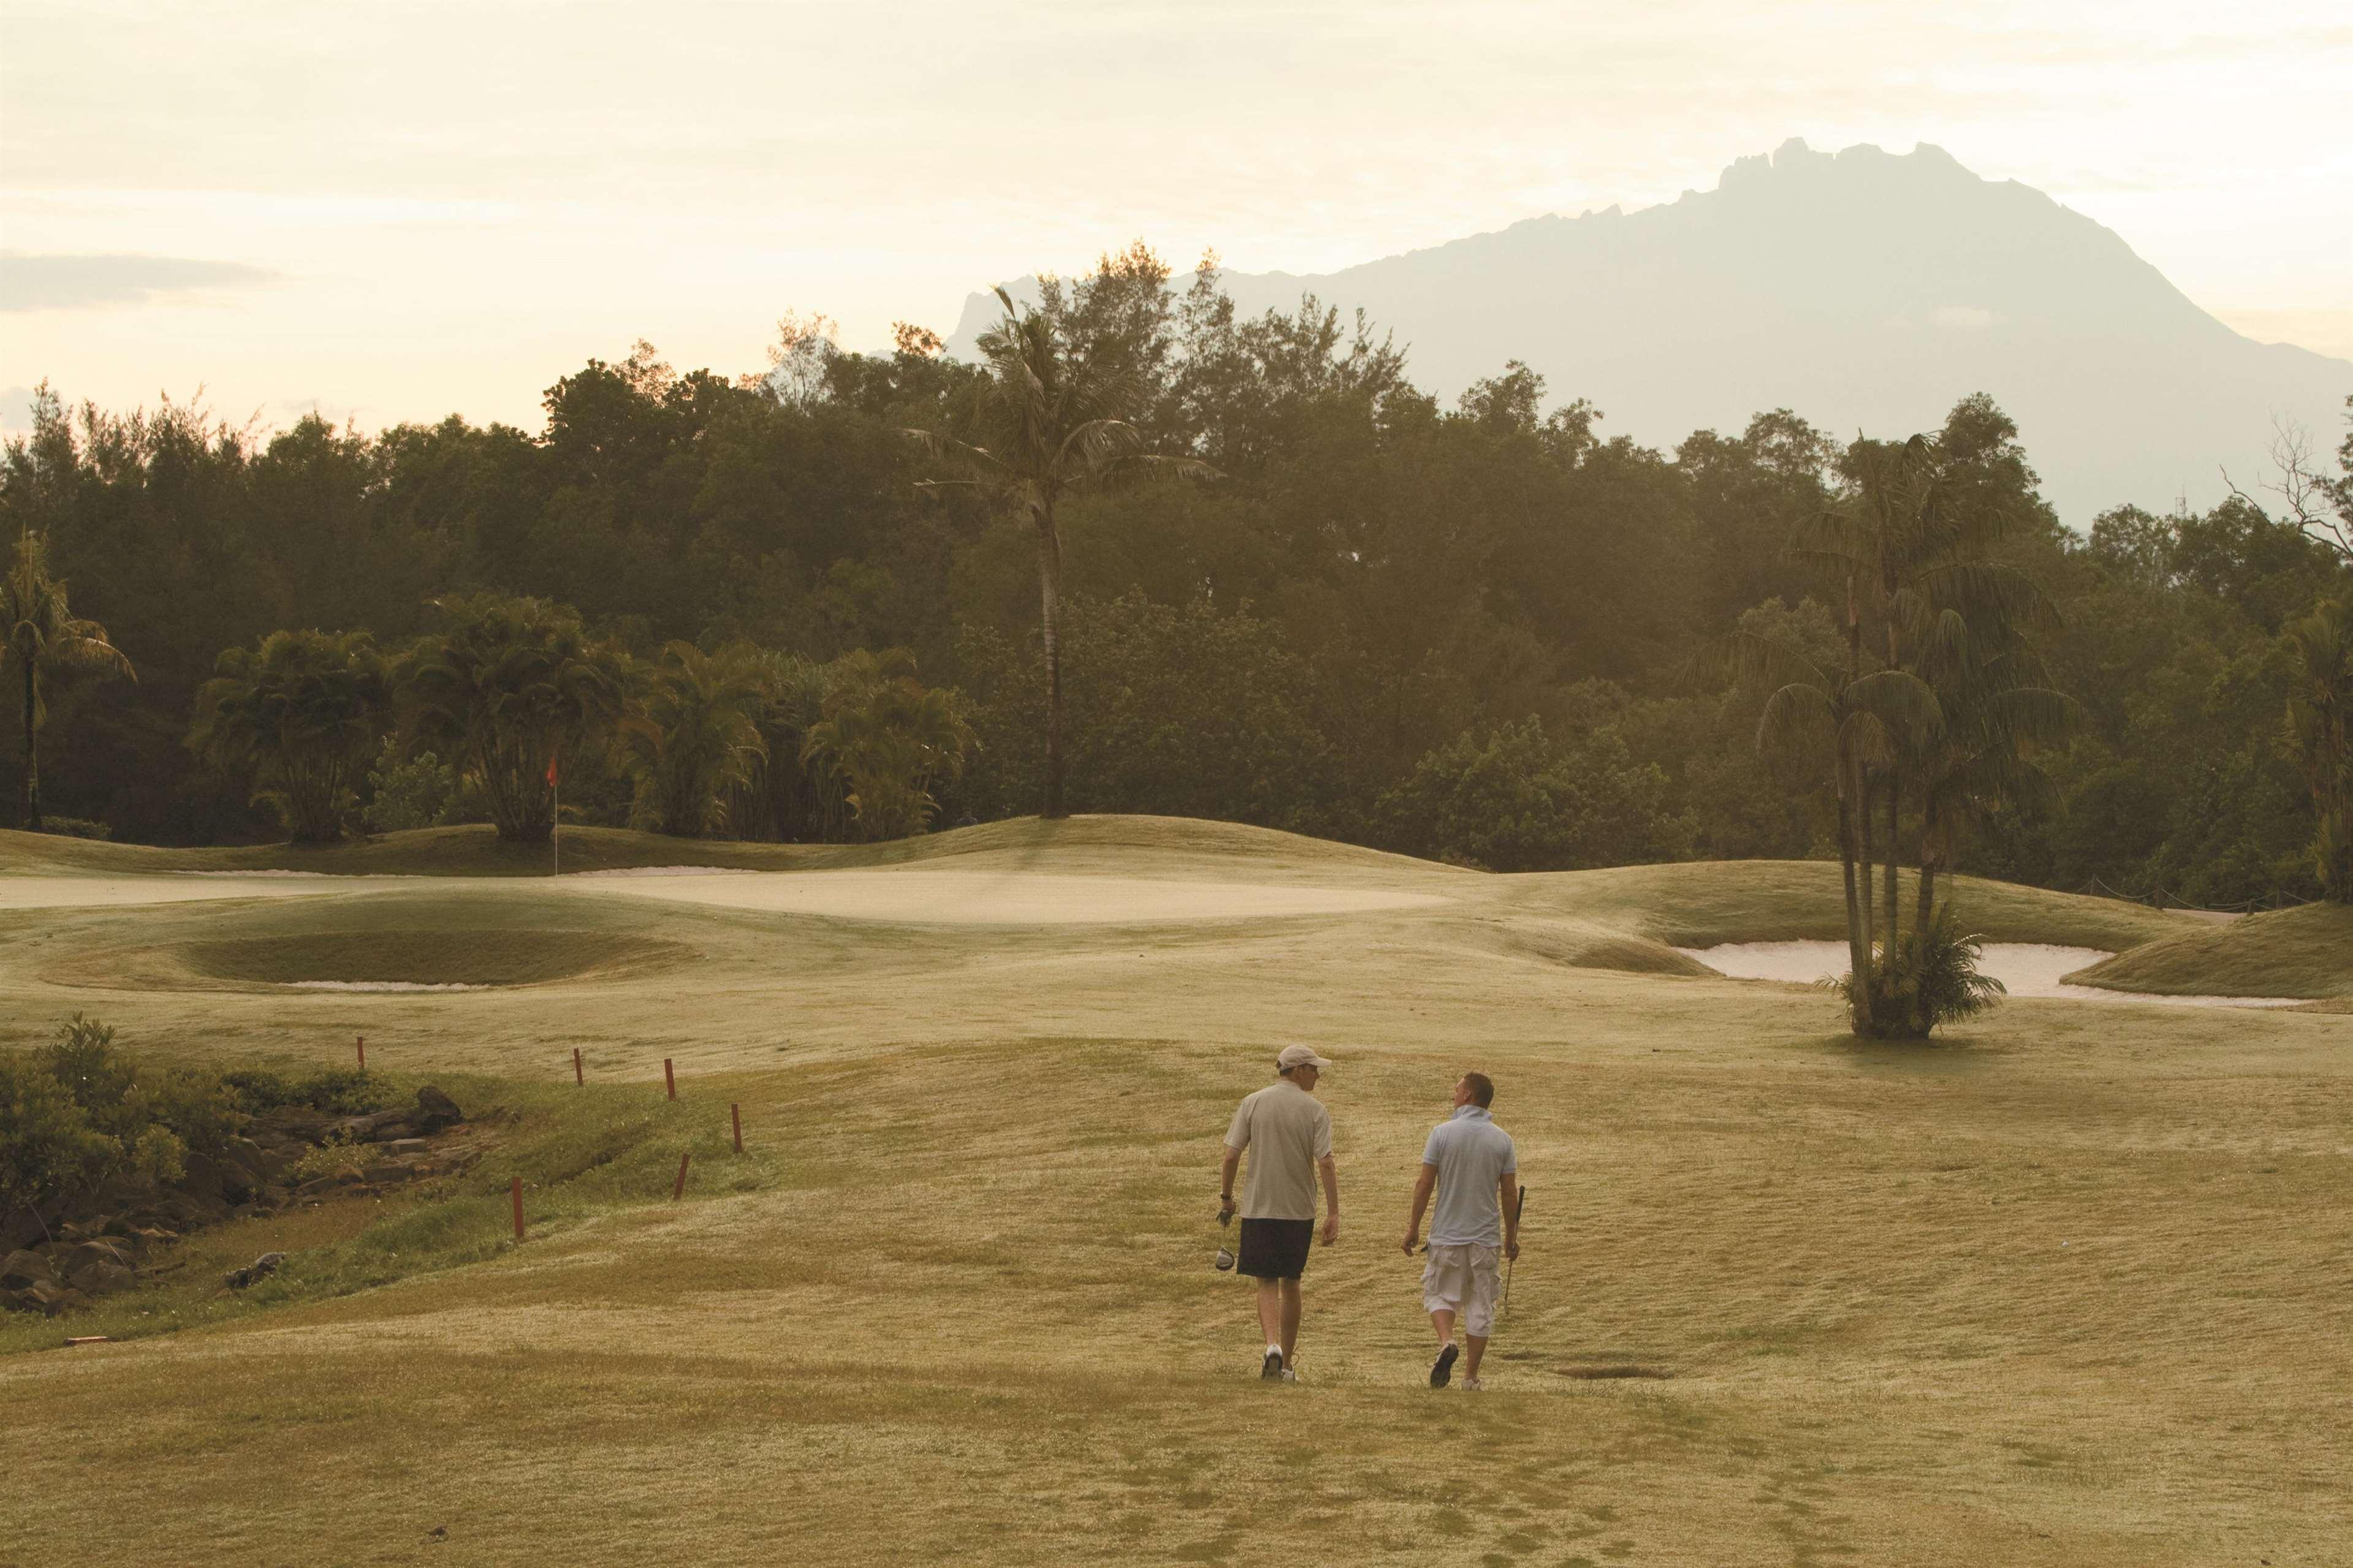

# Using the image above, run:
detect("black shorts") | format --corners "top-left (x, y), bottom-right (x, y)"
top-left (1237, 1218), bottom-right (1315, 1281)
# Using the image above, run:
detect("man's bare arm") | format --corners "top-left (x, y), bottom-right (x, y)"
top-left (1318, 1154), bottom-right (1340, 1244)
top-left (1402, 1164), bottom-right (1437, 1254)
top-left (1500, 1171), bottom-right (1521, 1261)
top-left (1219, 1145), bottom-right (1242, 1221)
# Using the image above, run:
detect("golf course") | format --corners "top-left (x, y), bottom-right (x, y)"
top-left (3, 814), bottom-right (2347, 1566)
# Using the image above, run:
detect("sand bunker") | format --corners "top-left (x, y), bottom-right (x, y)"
top-left (283, 980), bottom-right (493, 993)
top-left (1681, 940), bottom-right (2308, 1009)
top-left (570, 868), bottom-right (1448, 925)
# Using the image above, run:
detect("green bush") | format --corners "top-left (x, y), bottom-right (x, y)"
top-left (0, 1053), bottom-right (113, 1231)
top-left (32, 816), bottom-right (111, 841)
top-left (220, 1065), bottom-right (394, 1115)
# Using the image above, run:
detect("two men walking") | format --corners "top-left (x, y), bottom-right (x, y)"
top-left (1218, 1051), bottom-right (1521, 1387)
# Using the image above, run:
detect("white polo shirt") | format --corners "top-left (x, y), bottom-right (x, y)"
top-left (1224, 1077), bottom-right (1333, 1222)
top-left (1421, 1104), bottom-right (1516, 1247)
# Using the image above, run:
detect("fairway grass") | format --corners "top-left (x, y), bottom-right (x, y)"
top-left (4, 820), bottom-right (2347, 1563)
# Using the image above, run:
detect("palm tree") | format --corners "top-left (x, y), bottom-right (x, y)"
top-left (801, 670), bottom-right (975, 843)
top-left (619, 642), bottom-right (769, 837)
top-left (188, 629), bottom-right (389, 843)
top-left (398, 593), bottom-right (624, 843)
top-left (2284, 592), bottom-right (2353, 901)
top-left (1, 530), bottom-right (133, 831)
top-left (905, 287), bottom-right (1212, 817)
top-left (1730, 629), bottom-right (1941, 1026)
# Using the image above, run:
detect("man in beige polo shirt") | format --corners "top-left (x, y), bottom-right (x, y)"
top-left (1218, 1045), bottom-right (1340, 1381)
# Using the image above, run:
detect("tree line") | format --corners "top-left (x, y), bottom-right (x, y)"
top-left (4, 247), bottom-right (2349, 922)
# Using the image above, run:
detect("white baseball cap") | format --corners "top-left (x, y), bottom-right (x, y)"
top-left (1276, 1045), bottom-right (1335, 1072)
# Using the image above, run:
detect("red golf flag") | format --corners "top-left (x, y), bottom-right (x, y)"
top-left (546, 754), bottom-right (560, 788)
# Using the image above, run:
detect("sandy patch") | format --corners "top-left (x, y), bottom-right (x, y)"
top-left (1680, 939), bottom-right (2308, 1009)
top-left (569, 868), bottom-right (1448, 925)
top-left (281, 980), bottom-right (495, 993)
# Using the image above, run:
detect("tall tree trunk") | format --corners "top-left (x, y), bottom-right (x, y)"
top-left (1915, 789), bottom-right (1940, 936)
top-left (18, 655), bottom-right (38, 831)
top-left (1035, 510), bottom-right (1067, 820)
top-left (1883, 771), bottom-right (1902, 954)
top-left (1835, 751), bottom-right (1871, 1034)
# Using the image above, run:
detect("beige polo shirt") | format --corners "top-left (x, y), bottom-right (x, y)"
top-left (1224, 1077), bottom-right (1334, 1221)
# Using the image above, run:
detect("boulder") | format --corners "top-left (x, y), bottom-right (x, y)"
top-left (9, 1279), bottom-right (76, 1317)
top-left (67, 1259), bottom-right (135, 1297)
top-left (386, 1138), bottom-right (431, 1161)
top-left (1, 1249), bottom-right (58, 1290)
top-left (414, 1086), bottom-right (463, 1132)
top-left (60, 1239), bottom-right (135, 1276)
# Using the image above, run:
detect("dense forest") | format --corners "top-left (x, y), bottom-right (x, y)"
top-left (4, 249), bottom-right (2349, 909)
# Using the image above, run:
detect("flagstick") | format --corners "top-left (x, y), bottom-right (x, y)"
top-left (552, 769), bottom-right (561, 877)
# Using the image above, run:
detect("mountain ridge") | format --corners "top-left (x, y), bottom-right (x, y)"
top-left (949, 140), bottom-right (2350, 525)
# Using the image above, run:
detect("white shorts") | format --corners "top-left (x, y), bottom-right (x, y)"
top-left (1421, 1242), bottom-right (1502, 1336)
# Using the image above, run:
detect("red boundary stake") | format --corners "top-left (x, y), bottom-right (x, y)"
top-left (572, 1047), bottom-right (583, 1086)
top-left (672, 1153), bottom-right (691, 1201)
top-left (731, 1103), bottom-right (743, 1154)
top-left (510, 1176), bottom-right (524, 1240)
top-left (355, 1036), bottom-right (366, 1070)
top-left (663, 1058), bottom-right (676, 1100)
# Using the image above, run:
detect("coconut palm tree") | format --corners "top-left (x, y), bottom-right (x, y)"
top-left (188, 629), bottom-right (389, 843)
top-left (2, 530), bottom-right (134, 831)
top-left (397, 593), bottom-right (624, 843)
top-left (619, 642), bottom-right (769, 837)
top-left (904, 287), bottom-right (1213, 817)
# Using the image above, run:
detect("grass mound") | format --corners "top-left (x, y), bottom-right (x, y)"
top-left (179, 930), bottom-right (689, 988)
top-left (2061, 902), bottom-right (2353, 999)
top-left (1515, 860), bottom-right (2191, 952)
top-left (0, 815), bottom-right (1439, 881)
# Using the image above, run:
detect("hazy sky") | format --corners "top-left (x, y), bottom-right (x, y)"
top-left (3, 1), bottom-right (2347, 437)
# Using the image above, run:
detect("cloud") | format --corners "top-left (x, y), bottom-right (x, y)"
top-left (0, 252), bottom-right (279, 312)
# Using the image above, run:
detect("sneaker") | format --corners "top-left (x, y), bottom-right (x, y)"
top-left (1460, 1376), bottom-right (1484, 1392)
top-left (1430, 1344), bottom-right (1459, 1388)
top-left (1261, 1347), bottom-right (1283, 1381)
top-left (1279, 1366), bottom-right (1299, 1382)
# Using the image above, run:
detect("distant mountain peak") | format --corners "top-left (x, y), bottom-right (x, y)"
top-left (948, 143), bottom-right (2350, 523)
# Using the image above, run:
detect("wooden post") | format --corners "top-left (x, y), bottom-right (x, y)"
top-left (731, 1103), bottom-right (742, 1154)
top-left (510, 1176), bottom-right (524, 1240)
top-left (672, 1153), bottom-right (691, 1201)
top-left (356, 1036), bottom-right (366, 1070)
top-left (572, 1047), bottom-right (583, 1086)
top-left (663, 1058), bottom-right (676, 1100)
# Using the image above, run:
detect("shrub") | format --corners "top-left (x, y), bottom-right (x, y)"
top-left (33, 816), bottom-right (111, 841)
top-left (221, 1066), bottom-right (393, 1115)
top-left (1827, 910), bottom-right (2007, 1039)
top-left (0, 1053), bottom-right (113, 1232)
top-left (363, 736), bottom-right (458, 833)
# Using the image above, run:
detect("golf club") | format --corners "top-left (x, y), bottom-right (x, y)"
top-left (1214, 1208), bottom-right (1237, 1272)
top-left (1500, 1184), bottom-right (1527, 1320)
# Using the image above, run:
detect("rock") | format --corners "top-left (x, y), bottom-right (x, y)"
top-left (67, 1259), bottom-right (135, 1297)
top-left (10, 1280), bottom-right (76, 1316)
top-left (223, 1252), bottom-right (287, 1291)
top-left (386, 1138), bottom-right (431, 1161)
top-left (179, 1150), bottom-right (237, 1203)
top-left (60, 1239), bottom-right (135, 1276)
top-left (1, 1249), bottom-right (58, 1290)
top-left (414, 1086), bottom-right (463, 1132)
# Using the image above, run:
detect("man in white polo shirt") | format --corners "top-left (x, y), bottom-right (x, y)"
top-left (1401, 1071), bottom-right (1520, 1390)
top-left (1219, 1045), bottom-right (1340, 1381)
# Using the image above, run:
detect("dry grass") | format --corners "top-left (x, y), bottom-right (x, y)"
top-left (3, 819), bottom-right (2347, 1564)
